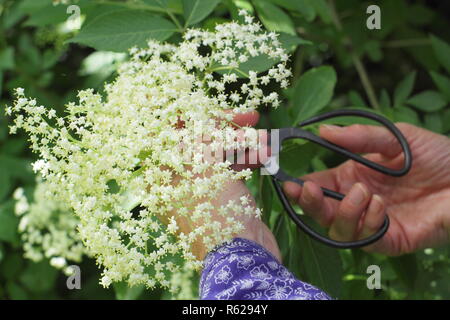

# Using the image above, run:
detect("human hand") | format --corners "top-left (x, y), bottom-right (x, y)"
top-left (164, 111), bottom-right (281, 261)
top-left (284, 123), bottom-right (450, 255)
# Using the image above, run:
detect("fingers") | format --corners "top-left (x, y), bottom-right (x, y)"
top-left (232, 110), bottom-right (260, 128)
top-left (319, 124), bottom-right (402, 158)
top-left (283, 169), bottom-right (340, 226)
top-left (227, 110), bottom-right (269, 170)
top-left (298, 181), bottom-right (334, 226)
top-left (358, 194), bottom-right (385, 239)
top-left (283, 181), bottom-right (336, 226)
top-left (329, 183), bottom-right (371, 241)
top-left (231, 129), bottom-right (270, 171)
top-left (284, 169), bottom-right (339, 201)
top-left (285, 179), bottom-right (386, 242)
top-left (232, 111), bottom-right (267, 167)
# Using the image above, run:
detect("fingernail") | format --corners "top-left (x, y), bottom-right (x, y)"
top-left (321, 124), bottom-right (342, 132)
top-left (371, 194), bottom-right (384, 212)
top-left (348, 183), bottom-right (368, 206)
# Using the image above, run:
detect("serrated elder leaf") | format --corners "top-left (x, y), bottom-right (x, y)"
top-left (430, 71), bottom-right (450, 102)
top-left (290, 217), bottom-right (343, 298)
top-left (406, 90), bottom-right (447, 113)
top-left (291, 66), bottom-right (337, 125)
top-left (430, 35), bottom-right (450, 74)
top-left (69, 10), bottom-right (177, 52)
top-left (254, 1), bottom-right (295, 35)
top-left (393, 71), bottom-right (416, 108)
top-left (183, 0), bottom-right (221, 26)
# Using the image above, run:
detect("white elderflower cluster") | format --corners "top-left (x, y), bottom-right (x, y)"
top-left (13, 182), bottom-right (87, 275)
top-left (6, 12), bottom-right (291, 292)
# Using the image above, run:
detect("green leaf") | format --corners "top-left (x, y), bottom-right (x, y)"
top-left (308, 0), bottom-right (332, 24)
top-left (268, 105), bottom-right (292, 128)
top-left (183, 0), bottom-right (221, 26)
top-left (0, 71), bottom-right (3, 99)
top-left (6, 282), bottom-right (28, 300)
top-left (278, 33), bottom-right (312, 52)
top-left (114, 282), bottom-right (145, 300)
top-left (388, 254), bottom-right (418, 290)
top-left (430, 71), bottom-right (450, 102)
top-left (0, 47), bottom-right (15, 71)
top-left (235, 54), bottom-right (277, 75)
top-left (23, 3), bottom-right (68, 27)
top-left (17, 0), bottom-right (52, 13)
top-left (430, 35), bottom-right (450, 74)
top-left (292, 217), bottom-right (343, 297)
top-left (393, 107), bottom-right (420, 126)
top-left (379, 89), bottom-right (392, 117)
top-left (406, 90), bottom-right (447, 112)
top-left (311, 156), bottom-right (327, 171)
top-left (380, 89), bottom-right (391, 109)
top-left (1, 253), bottom-right (24, 281)
top-left (424, 113), bottom-right (443, 133)
top-left (297, 0), bottom-right (316, 22)
top-left (0, 201), bottom-right (19, 244)
top-left (443, 109), bottom-right (450, 133)
top-left (42, 49), bottom-right (62, 70)
top-left (366, 41), bottom-right (383, 63)
top-left (291, 66), bottom-right (337, 125)
top-left (393, 71), bottom-right (416, 108)
top-left (254, 1), bottom-right (295, 35)
top-left (0, 169), bottom-right (11, 202)
top-left (20, 260), bottom-right (58, 293)
top-left (272, 212), bottom-right (291, 258)
top-left (81, 3), bottom-right (131, 26)
top-left (268, 0), bottom-right (299, 12)
top-left (0, 155), bottom-right (34, 181)
top-left (143, 0), bottom-right (170, 8)
top-left (348, 90), bottom-right (367, 107)
top-left (16, 0), bottom-right (55, 27)
top-left (260, 175), bottom-right (273, 226)
top-left (279, 142), bottom-right (316, 177)
top-left (69, 10), bottom-right (177, 52)
top-left (2, 1), bottom-right (26, 29)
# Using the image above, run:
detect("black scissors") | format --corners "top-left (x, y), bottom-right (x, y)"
top-left (264, 109), bottom-right (412, 249)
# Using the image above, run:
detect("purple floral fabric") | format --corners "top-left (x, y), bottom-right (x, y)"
top-left (200, 237), bottom-right (332, 300)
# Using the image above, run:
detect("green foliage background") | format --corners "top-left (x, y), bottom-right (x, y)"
top-left (0, 0), bottom-right (449, 299)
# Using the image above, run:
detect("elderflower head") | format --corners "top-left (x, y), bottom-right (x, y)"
top-left (7, 11), bottom-right (291, 291)
top-left (13, 180), bottom-right (88, 275)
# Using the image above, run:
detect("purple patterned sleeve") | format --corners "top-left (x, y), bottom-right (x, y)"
top-left (200, 237), bottom-right (332, 300)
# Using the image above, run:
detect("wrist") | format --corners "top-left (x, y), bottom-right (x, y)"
top-left (236, 218), bottom-right (282, 263)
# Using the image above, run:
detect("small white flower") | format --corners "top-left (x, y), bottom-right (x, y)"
top-left (13, 188), bottom-right (24, 200)
top-left (50, 257), bottom-right (67, 268)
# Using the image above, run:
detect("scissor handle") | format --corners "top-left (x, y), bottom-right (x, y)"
top-left (271, 109), bottom-right (412, 249)
top-left (271, 177), bottom-right (390, 249)
top-left (297, 109), bottom-right (412, 177)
